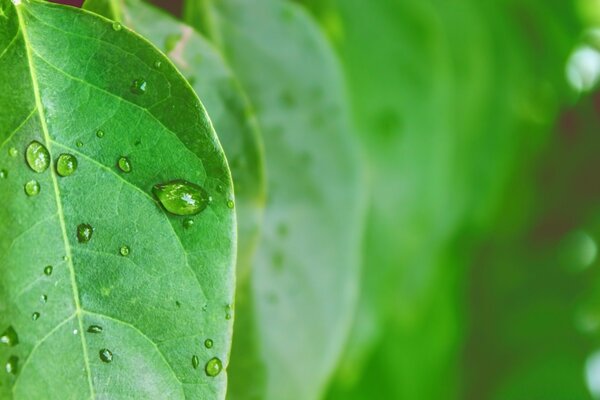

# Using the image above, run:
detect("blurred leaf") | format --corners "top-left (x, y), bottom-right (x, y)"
top-left (185, 0), bottom-right (365, 399)
top-left (0, 0), bottom-right (235, 398)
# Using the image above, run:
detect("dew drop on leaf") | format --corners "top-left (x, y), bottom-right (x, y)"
top-left (56, 154), bottom-right (78, 177)
top-left (130, 78), bottom-right (147, 95)
top-left (8, 147), bottom-right (18, 157)
top-left (152, 180), bottom-right (211, 216)
top-left (24, 180), bottom-right (40, 196)
top-left (40, 294), bottom-right (47, 304)
top-left (25, 141), bottom-right (50, 173)
top-left (87, 325), bottom-right (103, 334)
top-left (99, 348), bottom-right (113, 363)
top-left (226, 200), bottom-right (235, 209)
top-left (117, 157), bottom-right (132, 173)
top-left (0, 169), bottom-right (8, 179)
top-left (77, 224), bottom-right (94, 244)
top-left (192, 355), bottom-right (199, 369)
top-left (76, 140), bottom-right (84, 148)
top-left (119, 245), bottom-right (130, 257)
top-left (153, 60), bottom-right (162, 68)
top-left (0, 326), bottom-right (19, 346)
top-left (183, 218), bottom-right (194, 229)
top-left (96, 130), bottom-right (105, 139)
top-left (204, 339), bottom-right (213, 349)
top-left (205, 357), bottom-right (223, 377)
top-left (5, 356), bottom-right (18, 375)
top-left (43, 265), bottom-right (53, 276)
top-left (112, 21), bottom-right (122, 31)
top-left (31, 312), bottom-right (40, 321)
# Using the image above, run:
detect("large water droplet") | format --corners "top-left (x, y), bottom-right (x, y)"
top-left (24, 180), bottom-right (40, 196)
top-left (119, 245), bottom-right (130, 257)
top-left (192, 355), bottom-right (199, 369)
top-left (0, 326), bottom-right (19, 346)
top-left (130, 79), bottom-right (147, 95)
top-left (56, 154), bottom-right (78, 177)
top-left (99, 348), bottom-right (113, 363)
top-left (25, 141), bottom-right (50, 173)
top-left (205, 357), bottom-right (223, 377)
top-left (204, 339), bottom-right (213, 349)
top-left (43, 265), bottom-right (53, 276)
top-left (6, 356), bottom-right (18, 375)
top-left (31, 312), bottom-right (40, 321)
top-left (87, 325), bottom-right (103, 334)
top-left (152, 180), bottom-right (210, 216)
top-left (77, 224), bottom-right (94, 244)
top-left (117, 157), bottom-right (132, 173)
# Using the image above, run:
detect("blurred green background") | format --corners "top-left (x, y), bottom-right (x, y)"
top-left (53, 0), bottom-right (600, 398)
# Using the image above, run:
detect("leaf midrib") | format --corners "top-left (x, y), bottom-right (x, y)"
top-left (14, 4), bottom-right (96, 398)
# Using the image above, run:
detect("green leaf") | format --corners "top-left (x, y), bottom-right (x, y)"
top-left (185, 1), bottom-right (365, 399)
top-left (0, 0), bottom-right (235, 398)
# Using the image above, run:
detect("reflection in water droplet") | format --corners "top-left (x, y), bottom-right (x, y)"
top-left (24, 180), bottom-right (40, 196)
top-left (87, 325), bottom-right (103, 334)
top-left (9, 147), bottom-right (18, 157)
top-left (96, 130), bottom-right (105, 139)
top-left (130, 78), bottom-right (147, 95)
top-left (117, 157), bottom-right (132, 173)
top-left (6, 356), bottom-right (18, 375)
top-left (77, 224), bottom-right (94, 244)
top-left (0, 326), bottom-right (19, 346)
top-left (31, 312), bottom-right (40, 321)
top-left (152, 180), bottom-right (210, 216)
top-left (205, 357), bottom-right (223, 377)
top-left (44, 265), bottom-right (53, 276)
top-left (192, 355), bottom-right (199, 369)
top-left (112, 22), bottom-right (122, 31)
top-left (204, 339), bottom-right (213, 349)
top-left (183, 218), bottom-right (194, 229)
top-left (120, 245), bottom-right (130, 257)
top-left (56, 154), bottom-right (78, 177)
top-left (26, 141), bottom-right (50, 173)
top-left (99, 348), bottom-right (113, 363)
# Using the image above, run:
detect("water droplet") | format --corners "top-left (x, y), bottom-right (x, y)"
top-left (117, 157), bottom-right (132, 173)
top-left (205, 357), bottom-right (223, 377)
top-left (31, 312), bottom-right (40, 321)
top-left (8, 147), bottom-right (18, 157)
top-left (204, 339), bottom-right (213, 349)
top-left (112, 21), bottom-right (122, 31)
top-left (73, 329), bottom-right (78, 335)
top-left (87, 325), bottom-right (103, 334)
top-left (227, 200), bottom-right (235, 209)
top-left (216, 184), bottom-right (224, 193)
top-left (24, 180), bottom-right (40, 196)
top-left (63, 255), bottom-right (69, 261)
top-left (43, 265), bottom-right (53, 276)
top-left (175, 300), bottom-right (181, 307)
top-left (225, 313), bottom-right (232, 320)
top-left (40, 294), bottom-right (47, 304)
top-left (183, 218), bottom-right (194, 229)
top-left (96, 130), bottom-right (105, 139)
top-left (99, 348), bottom-right (113, 363)
top-left (153, 60), bottom-right (162, 68)
top-left (0, 326), bottom-right (19, 346)
top-left (6, 356), bottom-right (18, 375)
top-left (0, 169), bottom-right (7, 179)
top-left (57, 154), bottom-right (78, 176)
top-left (152, 180), bottom-right (210, 216)
top-left (119, 245), bottom-right (130, 257)
top-left (25, 141), bottom-right (50, 173)
top-left (130, 78), bottom-right (147, 95)
top-left (77, 224), bottom-right (94, 244)
top-left (76, 140), bottom-right (84, 148)
top-left (192, 355), bottom-right (199, 369)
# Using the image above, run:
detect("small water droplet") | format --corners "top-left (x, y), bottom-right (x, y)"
top-left (9, 147), bottom-right (18, 157)
top-left (119, 245), bottom-right (130, 257)
top-left (192, 355), bottom-right (199, 369)
top-left (76, 141), bottom-right (84, 148)
top-left (205, 357), bottom-right (223, 377)
top-left (96, 130), bottom-right (105, 139)
top-left (175, 300), bottom-right (181, 307)
top-left (31, 312), bottom-right (40, 321)
top-left (6, 356), bottom-right (18, 375)
top-left (25, 141), bottom-right (50, 173)
top-left (152, 180), bottom-right (210, 216)
top-left (130, 78), bottom-right (147, 95)
top-left (117, 157), bottom-right (132, 173)
top-left (225, 313), bottom-right (232, 320)
top-left (77, 224), bottom-right (94, 244)
top-left (24, 180), bottom-right (40, 196)
top-left (40, 294), bottom-right (47, 304)
top-left (87, 325), bottom-right (103, 334)
top-left (0, 169), bottom-right (7, 179)
top-left (153, 60), bottom-right (162, 68)
top-left (204, 339), bottom-right (213, 349)
top-left (43, 265), bottom-right (53, 276)
top-left (227, 200), bottom-right (235, 209)
top-left (73, 329), bottom-right (79, 335)
top-left (112, 21), bottom-right (122, 31)
top-left (99, 348), bottom-right (113, 363)
top-left (63, 255), bottom-right (69, 261)
top-left (56, 154), bottom-right (78, 177)
top-left (183, 218), bottom-right (194, 229)
top-left (0, 326), bottom-right (19, 346)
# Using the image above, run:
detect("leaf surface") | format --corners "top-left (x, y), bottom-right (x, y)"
top-left (0, 1), bottom-right (236, 398)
